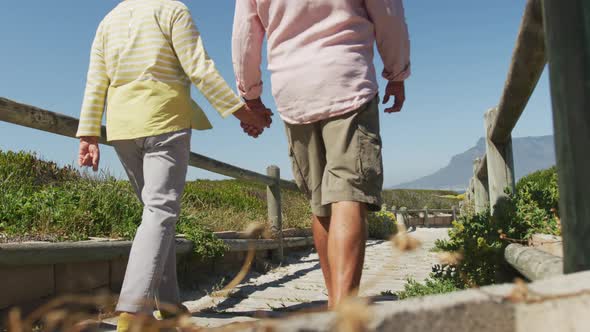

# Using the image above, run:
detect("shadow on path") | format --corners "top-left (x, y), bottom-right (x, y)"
top-left (193, 294), bottom-right (398, 320)
top-left (366, 240), bottom-right (388, 248)
top-left (201, 262), bottom-right (321, 313)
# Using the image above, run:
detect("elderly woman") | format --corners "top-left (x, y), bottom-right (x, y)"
top-left (76, 0), bottom-right (270, 330)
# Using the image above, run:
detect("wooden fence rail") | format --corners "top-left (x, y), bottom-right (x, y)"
top-left (468, 0), bottom-right (590, 273)
top-left (392, 207), bottom-right (458, 228)
top-left (0, 97), bottom-right (301, 262)
top-left (394, 208), bottom-right (457, 216)
top-left (469, 0), bottom-right (546, 214)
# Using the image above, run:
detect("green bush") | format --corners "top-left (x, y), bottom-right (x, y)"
top-left (514, 167), bottom-right (560, 237)
top-left (182, 179), bottom-right (311, 232)
top-left (0, 150), bottom-right (80, 189)
top-left (367, 206), bottom-right (397, 239)
top-left (434, 167), bottom-right (561, 287)
top-left (1, 177), bottom-right (142, 242)
top-left (177, 215), bottom-right (228, 259)
top-left (434, 207), bottom-right (525, 286)
top-left (0, 150), bottom-right (311, 258)
top-left (395, 277), bottom-right (459, 300)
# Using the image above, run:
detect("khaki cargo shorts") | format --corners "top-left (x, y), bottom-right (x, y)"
top-left (285, 96), bottom-right (383, 217)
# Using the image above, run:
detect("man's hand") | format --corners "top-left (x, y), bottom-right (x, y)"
top-left (78, 136), bottom-right (100, 172)
top-left (383, 81), bottom-right (406, 113)
top-left (233, 98), bottom-right (273, 138)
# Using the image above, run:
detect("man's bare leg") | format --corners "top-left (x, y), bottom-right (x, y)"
top-left (312, 215), bottom-right (333, 306)
top-left (328, 201), bottom-right (367, 306)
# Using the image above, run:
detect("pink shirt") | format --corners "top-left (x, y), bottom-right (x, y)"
top-left (232, 0), bottom-right (411, 124)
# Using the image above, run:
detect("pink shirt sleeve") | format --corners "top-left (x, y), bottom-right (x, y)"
top-left (232, 0), bottom-right (266, 100)
top-left (365, 0), bottom-right (411, 81)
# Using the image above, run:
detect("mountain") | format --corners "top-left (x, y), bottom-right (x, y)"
top-left (393, 135), bottom-right (556, 191)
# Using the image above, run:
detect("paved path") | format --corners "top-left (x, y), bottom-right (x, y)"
top-left (102, 228), bottom-right (448, 329)
top-left (183, 227), bottom-right (448, 328)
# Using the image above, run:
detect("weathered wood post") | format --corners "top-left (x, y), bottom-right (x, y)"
top-left (473, 158), bottom-right (490, 213)
top-left (465, 177), bottom-right (475, 205)
top-left (542, 0), bottom-right (590, 273)
top-left (484, 108), bottom-right (516, 214)
top-left (424, 208), bottom-right (429, 227)
top-left (397, 207), bottom-right (408, 228)
top-left (452, 206), bottom-right (457, 222)
top-left (267, 165), bottom-right (283, 262)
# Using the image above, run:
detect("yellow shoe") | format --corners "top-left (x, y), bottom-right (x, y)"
top-left (116, 312), bottom-right (159, 332)
top-left (154, 304), bottom-right (190, 320)
top-left (116, 313), bottom-right (134, 332)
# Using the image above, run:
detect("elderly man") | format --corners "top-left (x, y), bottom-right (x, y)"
top-left (76, 0), bottom-right (270, 329)
top-left (233, 0), bottom-right (410, 307)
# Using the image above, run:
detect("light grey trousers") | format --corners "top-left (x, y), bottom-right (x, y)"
top-left (112, 129), bottom-right (191, 313)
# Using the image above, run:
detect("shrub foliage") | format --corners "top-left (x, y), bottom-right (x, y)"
top-left (367, 206), bottom-right (397, 239)
top-left (0, 150), bottom-right (311, 258)
top-left (434, 167), bottom-right (561, 287)
top-left (395, 277), bottom-right (459, 300)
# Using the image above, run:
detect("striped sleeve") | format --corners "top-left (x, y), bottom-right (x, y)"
top-left (171, 9), bottom-right (244, 118)
top-left (77, 23), bottom-right (109, 137)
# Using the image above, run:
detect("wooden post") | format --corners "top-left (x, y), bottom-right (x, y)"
top-left (473, 158), bottom-right (490, 213)
top-left (466, 177), bottom-right (475, 203)
top-left (484, 108), bottom-right (516, 214)
top-left (542, 0), bottom-right (590, 273)
top-left (452, 206), bottom-right (457, 222)
top-left (424, 208), bottom-right (429, 227)
top-left (397, 207), bottom-right (408, 228)
top-left (267, 165), bottom-right (283, 262)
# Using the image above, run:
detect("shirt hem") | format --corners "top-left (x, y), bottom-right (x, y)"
top-left (279, 92), bottom-right (379, 125)
top-left (106, 125), bottom-right (192, 142)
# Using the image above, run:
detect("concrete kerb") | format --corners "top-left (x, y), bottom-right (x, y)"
top-left (0, 239), bottom-right (193, 266)
top-left (229, 271), bottom-right (590, 332)
top-left (0, 236), bottom-right (314, 266)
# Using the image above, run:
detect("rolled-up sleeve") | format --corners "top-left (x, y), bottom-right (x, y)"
top-left (232, 0), bottom-right (265, 100)
top-left (365, 0), bottom-right (411, 81)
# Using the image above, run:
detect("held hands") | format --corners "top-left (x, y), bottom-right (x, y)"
top-left (383, 81), bottom-right (406, 113)
top-left (78, 137), bottom-right (100, 172)
top-left (233, 98), bottom-right (273, 138)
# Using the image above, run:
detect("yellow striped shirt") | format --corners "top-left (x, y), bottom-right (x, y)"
top-left (76, 0), bottom-right (244, 140)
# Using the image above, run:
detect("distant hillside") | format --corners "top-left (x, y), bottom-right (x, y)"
top-left (393, 136), bottom-right (556, 191)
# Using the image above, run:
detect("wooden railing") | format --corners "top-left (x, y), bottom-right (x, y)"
top-left (467, 0), bottom-right (590, 274)
top-left (392, 207), bottom-right (458, 228)
top-left (466, 0), bottom-right (546, 214)
top-left (0, 97), bottom-right (301, 262)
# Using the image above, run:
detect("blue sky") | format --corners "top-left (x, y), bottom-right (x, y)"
top-left (0, 0), bottom-right (553, 187)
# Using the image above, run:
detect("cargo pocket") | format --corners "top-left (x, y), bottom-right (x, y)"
top-left (357, 125), bottom-right (383, 183)
top-left (356, 99), bottom-right (383, 184)
top-left (289, 146), bottom-right (312, 198)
